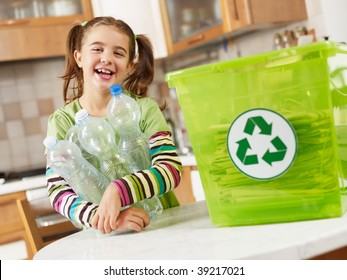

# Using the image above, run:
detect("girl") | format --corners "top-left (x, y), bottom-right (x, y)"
top-left (46, 17), bottom-right (182, 234)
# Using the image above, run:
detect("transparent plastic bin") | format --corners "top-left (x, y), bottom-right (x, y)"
top-left (166, 41), bottom-right (347, 227)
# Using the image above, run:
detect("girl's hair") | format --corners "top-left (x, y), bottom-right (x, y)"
top-left (61, 16), bottom-right (154, 104)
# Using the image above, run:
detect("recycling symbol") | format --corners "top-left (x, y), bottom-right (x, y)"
top-left (236, 116), bottom-right (287, 165)
top-left (227, 109), bottom-right (297, 180)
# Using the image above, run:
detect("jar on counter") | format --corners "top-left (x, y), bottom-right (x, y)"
top-left (0, 3), bottom-right (6, 19)
top-left (10, 1), bottom-right (33, 19)
top-left (46, 0), bottom-right (81, 17)
top-left (31, 0), bottom-right (46, 17)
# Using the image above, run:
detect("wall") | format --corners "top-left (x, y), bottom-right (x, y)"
top-left (0, 58), bottom-right (65, 173)
top-left (320, 0), bottom-right (347, 43)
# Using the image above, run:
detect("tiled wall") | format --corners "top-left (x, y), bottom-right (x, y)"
top-left (0, 58), bottom-right (65, 173)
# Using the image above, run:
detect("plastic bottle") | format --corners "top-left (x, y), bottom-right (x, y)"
top-left (43, 135), bottom-right (109, 204)
top-left (106, 84), bottom-right (151, 170)
top-left (65, 124), bottom-right (100, 169)
top-left (106, 84), bottom-right (163, 217)
top-left (75, 109), bottom-right (137, 181)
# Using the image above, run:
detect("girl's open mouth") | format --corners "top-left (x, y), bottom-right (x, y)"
top-left (95, 68), bottom-right (114, 80)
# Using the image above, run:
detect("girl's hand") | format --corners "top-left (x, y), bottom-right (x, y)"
top-left (114, 207), bottom-right (150, 232)
top-left (91, 183), bottom-right (121, 234)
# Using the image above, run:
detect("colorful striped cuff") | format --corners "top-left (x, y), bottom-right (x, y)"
top-left (112, 180), bottom-right (127, 207)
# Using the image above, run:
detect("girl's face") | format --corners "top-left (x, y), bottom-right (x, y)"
top-left (74, 25), bottom-right (132, 94)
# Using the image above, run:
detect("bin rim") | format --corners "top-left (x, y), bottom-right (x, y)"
top-left (165, 41), bottom-right (346, 87)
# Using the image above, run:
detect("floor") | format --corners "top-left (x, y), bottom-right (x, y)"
top-left (0, 240), bottom-right (27, 260)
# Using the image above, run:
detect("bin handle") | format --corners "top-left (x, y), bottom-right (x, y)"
top-left (330, 67), bottom-right (347, 96)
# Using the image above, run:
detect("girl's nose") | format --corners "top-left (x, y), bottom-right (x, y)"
top-left (101, 56), bottom-right (110, 64)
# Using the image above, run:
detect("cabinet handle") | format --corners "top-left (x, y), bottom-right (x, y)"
top-left (0, 19), bottom-right (30, 26)
top-left (187, 34), bottom-right (205, 45)
top-left (232, 0), bottom-right (239, 20)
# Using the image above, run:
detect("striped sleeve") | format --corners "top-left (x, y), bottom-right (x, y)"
top-left (112, 131), bottom-right (182, 207)
top-left (46, 167), bottom-right (98, 228)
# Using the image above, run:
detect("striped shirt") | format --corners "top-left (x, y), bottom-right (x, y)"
top-left (113, 131), bottom-right (181, 207)
top-left (46, 98), bottom-right (182, 228)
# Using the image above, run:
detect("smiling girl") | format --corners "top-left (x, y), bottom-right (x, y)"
top-left (45, 17), bottom-right (182, 234)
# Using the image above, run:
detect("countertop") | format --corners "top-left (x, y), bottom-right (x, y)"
top-left (34, 200), bottom-right (347, 260)
top-left (0, 175), bottom-right (47, 196)
top-left (179, 154), bottom-right (197, 166)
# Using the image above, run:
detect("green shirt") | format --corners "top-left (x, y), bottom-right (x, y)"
top-left (47, 97), bottom-right (169, 140)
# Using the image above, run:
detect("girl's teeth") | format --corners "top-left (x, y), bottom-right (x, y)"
top-left (97, 69), bottom-right (112, 74)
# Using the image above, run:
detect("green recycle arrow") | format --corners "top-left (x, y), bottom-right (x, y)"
top-left (262, 136), bottom-right (287, 165)
top-left (244, 116), bottom-right (272, 135)
top-left (236, 138), bottom-right (259, 165)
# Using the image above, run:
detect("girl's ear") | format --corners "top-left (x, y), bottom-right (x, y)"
top-left (74, 50), bottom-right (82, 68)
top-left (126, 61), bottom-right (134, 74)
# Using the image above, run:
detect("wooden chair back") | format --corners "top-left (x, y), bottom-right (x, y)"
top-left (16, 198), bottom-right (80, 259)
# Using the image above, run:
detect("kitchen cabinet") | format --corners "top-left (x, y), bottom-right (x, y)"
top-left (91, 0), bottom-right (168, 59)
top-left (159, 0), bottom-right (308, 54)
top-left (173, 165), bottom-right (197, 205)
top-left (0, 191), bottom-right (27, 256)
top-left (173, 155), bottom-right (205, 205)
top-left (0, 0), bottom-right (93, 62)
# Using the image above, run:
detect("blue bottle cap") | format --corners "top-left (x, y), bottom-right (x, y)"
top-left (110, 84), bottom-right (123, 96)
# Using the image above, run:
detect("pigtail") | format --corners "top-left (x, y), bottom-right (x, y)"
top-left (60, 24), bottom-right (84, 104)
top-left (124, 34), bottom-right (154, 98)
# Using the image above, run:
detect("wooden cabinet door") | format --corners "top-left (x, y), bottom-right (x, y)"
top-left (0, 24), bottom-right (70, 61)
top-left (248, 0), bottom-right (307, 23)
top-left (0, 0), bottom-right (93, 62)
top-left (221, 0), bottom-right (251, 31)
top-left (222, 0), bottom-right (308, 33)
top-left (160, 0), bottom-right (224, 55)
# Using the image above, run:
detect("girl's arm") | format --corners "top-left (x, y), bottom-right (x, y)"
top-left (112, 131), bottom-right (182, 207)
top-left (46, 168), bottom-right (98, 228)
top-left (45, 107), bottom-right (100, 228)
top-left (47, 168), bottom-right (150, 232)
top-left (91, 131), bottom-right (181, 233)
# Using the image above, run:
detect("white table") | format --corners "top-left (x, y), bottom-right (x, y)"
top-left (34, 201), bottom-right (347, 260)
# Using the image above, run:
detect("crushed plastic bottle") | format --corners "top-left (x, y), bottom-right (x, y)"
top-left (106, 84), bottom-right (163, 218)
top-left (65, 124), bottom-right (100, 169)
top-left (106, 84), bottom-right (151, 170)
top-left (75, 109), bottom-right (137, 181)
top-left (43, 135), bottom-right (109, 204)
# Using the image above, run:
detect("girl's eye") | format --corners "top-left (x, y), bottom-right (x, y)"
top-left (114, 52), bottom-right (125, 57)
top-left (92, 48), bottom-right (102, 52)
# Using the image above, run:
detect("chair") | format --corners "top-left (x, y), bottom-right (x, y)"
top-left (16, 198), bottom-right (80, 259)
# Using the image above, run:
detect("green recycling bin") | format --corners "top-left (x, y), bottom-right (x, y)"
top-left (166, 41), bottom-right (347, 226)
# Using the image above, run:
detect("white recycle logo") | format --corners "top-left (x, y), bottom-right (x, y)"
top-left (227, 108), bottom-right (297, 180)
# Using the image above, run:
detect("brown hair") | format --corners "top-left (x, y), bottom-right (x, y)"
top-left (61, 16), bottom-right (154, 104)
